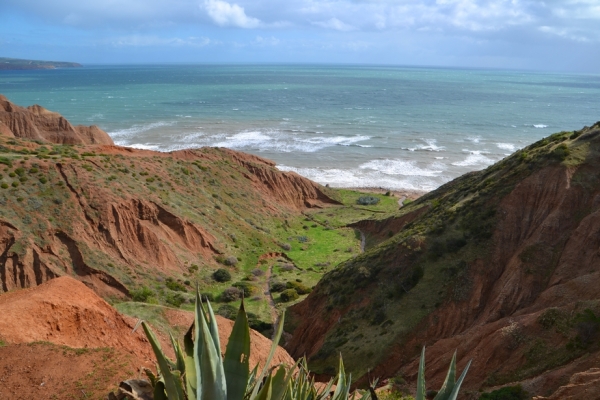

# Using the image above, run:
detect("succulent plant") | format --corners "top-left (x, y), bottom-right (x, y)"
top-left (141, 288), bottom-right (469, 400)
top-left (416, 347), bottom-right (472, 400)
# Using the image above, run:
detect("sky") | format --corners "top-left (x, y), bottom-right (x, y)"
top-left (1, 0), bottom-right (600, 72)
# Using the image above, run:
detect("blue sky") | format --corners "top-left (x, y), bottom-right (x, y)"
top-left (1, 0), bottom-right (600, 71)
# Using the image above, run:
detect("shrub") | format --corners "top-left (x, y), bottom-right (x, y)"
top-left (279, 263), bottom-right (295, 272)
top-left (279, 242), bottom-right (292, 251)
top-left (216, 304), bottom-right (237, 319)
top-left (11, 181), bottom-right (18, 188)
top-left (357, 196), bottom-right (380, 205)
top-left (232, 281), bottom-right (259, 297)
top-left (270, 281), bottom-right (286, 293)
top-left (131, 286), bottom-right (154, 302)
top-left (286, 281), bottom-right (312, 295)
top-left (251, 268), bottom-right (264, 277)
top-left (220, 287), bottom-right (242, 302)
top-left (224, 256), bottom-right (238, 266)
top-left (280, 289), bottom-right (299, 302)
top-left (165, 292), bottom-right (186, 307)
top-left (0, 183), bottom-right (7, 189)
top-left (478, 385), bottom-right (529, 400)
top-left (213, 268), bottom-right (232, 282)
top-left (165, 278), bottom-right (187, 292)
top-left (201, 292), bottom-right (215, 302)
top-left (39, 177), bottom-right (47, 184)
top-left (552, 143), bottom-right (570, 161)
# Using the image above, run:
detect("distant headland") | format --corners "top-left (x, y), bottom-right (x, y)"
top-left (0, 57), bottom-right (81, 70)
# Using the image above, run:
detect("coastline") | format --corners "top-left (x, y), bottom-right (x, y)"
top-left (348, 186), bottom-right (427, 202)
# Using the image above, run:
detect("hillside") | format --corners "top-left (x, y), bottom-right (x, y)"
top-left (286, 122), bottom-right (600, 398)
top-left (0, 57), bottom-right (82, 70)
top-left (0, 95), bottom-right (410, 332)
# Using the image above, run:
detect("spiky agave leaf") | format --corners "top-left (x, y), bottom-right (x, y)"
top-left (197, 296), bottom-right (227, 400)
top-left (446, 359), bottom-right (471, 400)
top-left (142, 322), bottom-right (185, 399)
top-left (223, 300), bottom-right (251, 400)
top-left (433, 351), bottom-right (456, 400)
top-left (250, 310), bottom-right (286, 399)
top-left (416, 347), bottom-right (426, 400)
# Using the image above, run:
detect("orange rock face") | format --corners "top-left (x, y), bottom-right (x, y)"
top-left (0, 95), bottom-right (114, 145)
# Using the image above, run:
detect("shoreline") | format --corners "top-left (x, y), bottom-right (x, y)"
top-left (344, 186), bottom-right (427, 201)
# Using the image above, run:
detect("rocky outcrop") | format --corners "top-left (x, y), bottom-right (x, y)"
top-left (0, 95), bottom-right (113, 145)
top-left (533, 368), bottom-right (600, 400)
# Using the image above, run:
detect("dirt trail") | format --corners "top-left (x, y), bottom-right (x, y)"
top-left (264, 264), bottom-right (279, 324)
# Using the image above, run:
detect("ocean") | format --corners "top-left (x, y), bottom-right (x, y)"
top-left (1, 64), bottom-right (599, 191)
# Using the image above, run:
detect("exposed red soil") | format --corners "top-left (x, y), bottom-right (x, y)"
top-left (0, 342), bottom-right (142, 400)
top-left (0, 95), bottom-right (113, 145)
top-left (0, 276), bottom-right (295, 399)
top-left (0, 276), bottom-right (155, 359)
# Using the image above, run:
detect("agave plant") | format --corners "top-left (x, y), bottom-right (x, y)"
top-left (415, 347), bottom-right (471, 400)
top-left (141, 288), bottom-right (469, 400)
top-left (141, 289), bottom-right (363, 400)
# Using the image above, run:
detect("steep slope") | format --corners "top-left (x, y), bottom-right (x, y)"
top-left (286, 123), bottom-right (600, 396)
top-left (0, 95), bottom-right (113, 145)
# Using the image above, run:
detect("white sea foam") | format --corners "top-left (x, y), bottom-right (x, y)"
top-left (533, 124), bottom-right (548, 128)
top-left (452, 150), bottom-right (494, 167)
top-left (277, 164), bottom-right (447, 191)
top-left (496, 143), bottom-right (517, 152)
top-left (359, 159), bottom-right (446, 177)
top-left (467, 136), bottom-right (481, 144)
top-left (211, 131), bottom-right (370, 153)
top-left (416, 138), bottom-right (445, 152)
top-left (109, 121), bottom-right (177, 139)
top-left (87, 113), bottom-right (104, 121)
top-left (122, 143), bottom-right (161, 150)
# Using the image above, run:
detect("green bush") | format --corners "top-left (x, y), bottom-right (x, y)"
top-left (552, 144), bottom-right (570, 161)
top-left (11, 181), bottom-right (18, 188)
top-left (165, 278), bottom-right (187, 292)
top-left (131, 286), bottom-right (154, 302)
top-left (216, 304), bottom-right (237, 319)
top-left (0, 183), bottom-right (7, 189)
top-left (270, 281), bottom-right (286, 293)
top-left (213, 268), bottom-right (232, 282)
top-left (201, 292), bottom-right (215, 302)
top-left (357, 196), bottom-right (380, 205)
top-left (280, 289), bottom-right (299, 302)
top-left (232, 281), bottom-right (259, 297)
top-left (286, 281), bottom-right (312, 295)
top-left (479, 385), bottom-right (529, 400)
top-left (165, 292), bottom-right (186, 308)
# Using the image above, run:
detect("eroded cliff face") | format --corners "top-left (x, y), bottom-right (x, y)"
top-left (286, 123), bottom-right (600, 397)
top-left (0, 133), bottom-right (339, 299)
top-left (0, 95), bottom-right (114, 145)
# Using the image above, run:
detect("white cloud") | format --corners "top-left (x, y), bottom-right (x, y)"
top-left (313, 17), bottom-right (355, 32)
top-left (111, 35), bottom-right (212, 47)
top-left (538, 26), bottom-right (592, 42)
top-left (203, 0), bottom-right (261, 28)
top-left (253, 35), bottom-right (280, 46)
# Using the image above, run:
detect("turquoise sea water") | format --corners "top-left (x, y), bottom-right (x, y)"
top-left (1, 64), bottom-right (599, 191)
